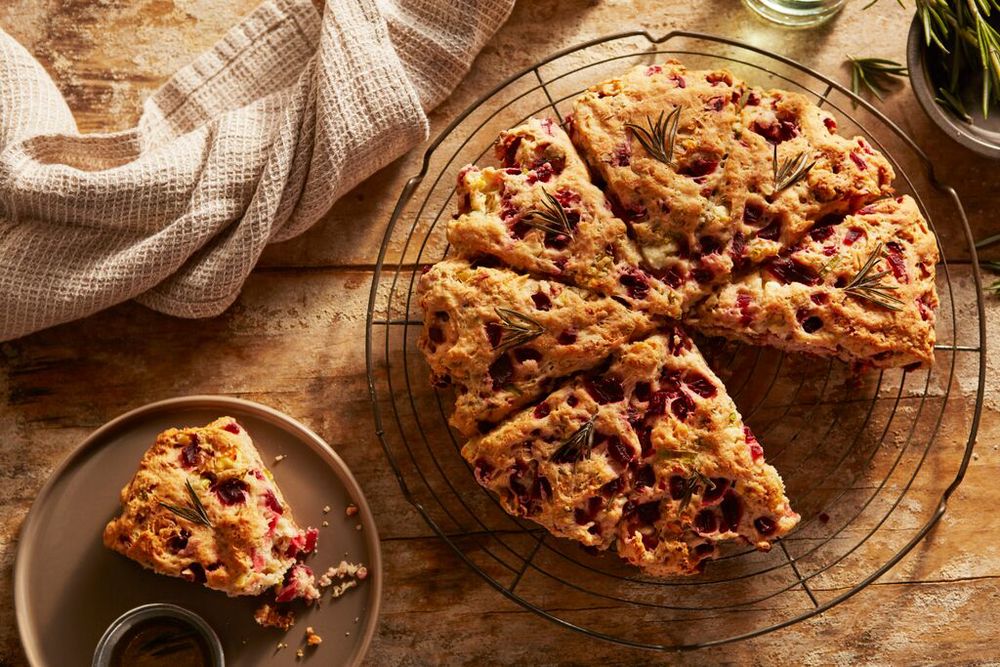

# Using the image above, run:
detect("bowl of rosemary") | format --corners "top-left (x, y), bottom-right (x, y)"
top-left (905, 1), bottom-right (1000, 159)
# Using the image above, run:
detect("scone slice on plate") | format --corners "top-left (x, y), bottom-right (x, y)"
top-left (417, 258), bottom-right (658, 437)
top-left (448, 118), bottom-right (682, 317)
top-left (688, 195), bottom-right (939, 369)
top-left (571, 61), bottom-right (746, 299)
top-left (462, 327), bottom-right (799, 575)
top-left (723, 86), bottom-right (895, 267)
top-left (103, 418), bottom-right (320, 600)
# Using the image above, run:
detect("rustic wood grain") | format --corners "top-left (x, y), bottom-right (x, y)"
top-left (0, 0), bottom-right (997, 665)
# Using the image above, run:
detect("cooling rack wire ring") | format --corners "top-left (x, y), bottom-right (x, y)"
top-left (365, 31), bottom-right (986, 650)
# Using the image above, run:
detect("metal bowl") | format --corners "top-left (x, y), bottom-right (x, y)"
top-left (907, 16), bottom-right (1000, 159)
top-left (92, 603), bottom-right (224, 667)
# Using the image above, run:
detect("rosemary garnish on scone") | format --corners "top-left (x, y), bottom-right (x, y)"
top-left (771, 145), bottom-right (815, 195)
top-left (524, 188), bottom-right (574, 238)
top-left (843, 241), bottom-right (904, 311)
top-left (159, 479), bottom-right (213, 527)
top-left (677, 470), bottom-right (716, 514)
top-left (493, 307), bottom-right (544, 351)
top-left (625, 107), bottom-right (681, 166)
top-left (552, 416), bottom-right (596, 464)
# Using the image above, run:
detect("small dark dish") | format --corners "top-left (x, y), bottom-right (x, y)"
top-left (92, 603), bottom-right (224, 667)
top-left (907, 16), bottom-right (1000, 159)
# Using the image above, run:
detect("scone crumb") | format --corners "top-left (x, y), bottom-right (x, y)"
top-left (322, 505), bottom-right (331, 513)
top-left (345, 503), bottom-right (358, 517)
top-left (322, 520), bottom-right (330, 527)
top-left (296, 648), bottom-right (304, 658)
top-left (277, 641), bottom-right (288, 650)
top-left (305, 627), bottom-right (323, 646)
top-left (255, 603), bottom-right (296, 631)
top-left (273, 454), bottom-right (286, 463)
top-left (317, 560), bottom-right (368, 599)
top-left (345, 631), bottom-right (351, 637)
top-left (355, 524), bottom-right (362, 531)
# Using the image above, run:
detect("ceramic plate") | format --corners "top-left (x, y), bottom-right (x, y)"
top-left (15, 396), bottom-right (381, 666)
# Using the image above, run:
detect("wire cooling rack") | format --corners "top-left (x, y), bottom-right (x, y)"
top-left (365, 31), bottom-right (987, 650)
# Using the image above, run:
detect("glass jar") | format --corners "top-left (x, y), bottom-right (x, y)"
top-left (742, 0), bottom-right (847, 28)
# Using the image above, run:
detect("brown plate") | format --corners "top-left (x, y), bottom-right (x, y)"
top-left (15, 396), bottom-right (382, 666)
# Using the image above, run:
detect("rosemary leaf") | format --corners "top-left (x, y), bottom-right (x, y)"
top-left (842, 241), bottom-right (905, 311)
top-left (159, 479), bottom-right (213, 528)
top-left (771, 145), bottom-right (815, 195)
top-left (493, 307), bottom-right (544, 352)
top-left (523, 188), bottom-right (574, 238)
top-left (551, 417), bottom-right (596, 465)
top-left (935, 87), bottom-right (973, 122)
top-left (624, 107), bottom-right (681, 167)
top-left (678, 470), bottom-right (716, 515)
top-left (977, 233), bottom-right (1000, 250)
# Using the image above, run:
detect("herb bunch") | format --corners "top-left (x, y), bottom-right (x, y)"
top-left (868, 0), bottom-right (1000, 118)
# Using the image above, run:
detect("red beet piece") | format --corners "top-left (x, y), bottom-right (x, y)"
top-left (702, 478), bottom-right (730, 503)
top-left (885, 241), bottom-right (909, 283)
top-left (531, 292), bottom-right (552, 311)
top-left (488, 355), bottom-right (514, 388)
top-left (695, 510), bottom-right (718, 534)
top-left (754, 516), bottom-right (777, 535)
top-left (213, 478), bottom-right (248, 506)
top-left (720, 490), bottom-right (743, 532)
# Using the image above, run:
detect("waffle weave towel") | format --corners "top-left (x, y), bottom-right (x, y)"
top-left (0, 0), bottom-right (514, 341)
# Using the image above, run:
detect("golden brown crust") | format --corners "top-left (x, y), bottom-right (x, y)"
top-left (103, 418), bottom-right (318, 597)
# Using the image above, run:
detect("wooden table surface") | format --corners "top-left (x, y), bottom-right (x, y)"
top-left (1, 1), bottom-right (997, 664)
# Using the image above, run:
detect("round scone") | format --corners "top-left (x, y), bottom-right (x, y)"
top-left (448, 117), bottom-right (682, 318)
top-left (103, 417), bottom-right (319, 599)
top-left (688, 195), bottom-right (938, 369)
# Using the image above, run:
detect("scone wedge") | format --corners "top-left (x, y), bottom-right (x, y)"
top-left (104, 417), bottom-right (320, 600)
top-left (448, 117), bottom-right (682, 317)
top-left (570, 60), bottom-right (894, 305)
top-left (689, 195), bottom-right (938, 369)
top-left (417, 258), bottom-right (658, 436)
top-left (462, 327), bottom-right (799, 575)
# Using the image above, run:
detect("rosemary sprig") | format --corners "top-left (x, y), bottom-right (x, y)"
top-left (983, 260), bottom-right (1000, 296)
top-left (843, 241), bottom-right (905, 311)
top-left (677, 470), bottom-right (716, 514)
top-left (551, 417), bottom-right (596, 464)
top-left (159, 479), bottom-right (213, 527)
top-left (848, 56), bottom-right (908, 104)
top-left (935, 87), bottom-right (973, 122)
top-left (493, 307), bottom-right (544, 352)
top-left (624, 107), bottom-right (681, 166)
top-left (976, 232), bottom-right (1000, 250)
top-left (523, 189), bottom-right (574, 238)
top-left (771, 145), bottom-right (816, 195)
